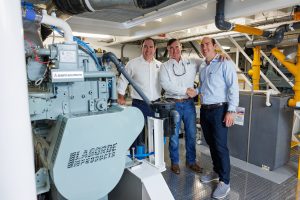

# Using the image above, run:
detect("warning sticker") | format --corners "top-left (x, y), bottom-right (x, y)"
top-left (52, 71), bottom-right (84, 79)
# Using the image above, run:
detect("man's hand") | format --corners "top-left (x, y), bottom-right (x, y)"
top-left (186, 88), bottom-right (197, 98)
top-left (219, 53), bottom-right (231, 61)
top-left (223, 112), bottom-right (235, 127)
top-left (118, 94), bottom-right (126, 105)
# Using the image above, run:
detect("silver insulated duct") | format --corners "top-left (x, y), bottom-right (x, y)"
top-left (53, 0), bottom-right (167, 15)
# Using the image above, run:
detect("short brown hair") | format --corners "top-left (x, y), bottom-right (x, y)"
top-left (141, 38), bottom-right (156, 47)
top-left (167, 38), bottom-right (179, 46)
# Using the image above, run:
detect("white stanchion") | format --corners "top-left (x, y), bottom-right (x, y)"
top-left (0, 1), bottom-right (37, 199)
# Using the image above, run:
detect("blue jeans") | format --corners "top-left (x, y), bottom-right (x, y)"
top-left (200, 105), bottom-right (230, 184)
top-left (169, 99), bottom-right (197, 165)
top-left (131, 99), bottom-right (154, 147)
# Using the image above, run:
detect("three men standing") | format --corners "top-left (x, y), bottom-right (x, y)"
top-left (117, 36), bottom-right (239, 199)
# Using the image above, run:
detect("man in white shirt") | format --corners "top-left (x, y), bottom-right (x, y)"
top-left (159, 38), bottom-right (202, 175)
top-left (117, 38), bottom-right (162, 148)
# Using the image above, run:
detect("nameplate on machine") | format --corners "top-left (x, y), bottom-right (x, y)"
top-left (67, 143), bottom-right (118, 169)
top-left (51, 70), bottom-right (84, 82)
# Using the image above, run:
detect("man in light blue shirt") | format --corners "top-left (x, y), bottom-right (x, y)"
top-left (196, 37), bottom-right (239, 199)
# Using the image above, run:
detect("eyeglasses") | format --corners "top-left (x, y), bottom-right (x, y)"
top-left (172, 63), bottom-right (186, 76)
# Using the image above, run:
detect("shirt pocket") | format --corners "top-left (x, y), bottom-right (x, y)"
top-left (208, 68), bottom-right (222, 83)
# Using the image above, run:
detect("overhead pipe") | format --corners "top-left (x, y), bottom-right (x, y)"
top-left (22, 8), bottom-right (74, 43)
top-left (248, 46), bottom-right (261, 90)
top-left (53, 0), bottom-right (167, 15)
top-left (215, 0), bottom-right (271, 37)
top-left (215, 0), bottom-right (300, 48)
top-left (245, 5), bottom-right (300, 48)
top-left (180, 15), bottom-right (293, 42)
top-left (271, 36), bottom-right (300, 107)
top-left (245, 22), bottom-right (300, 48)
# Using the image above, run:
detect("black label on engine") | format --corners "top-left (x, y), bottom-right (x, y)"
top-left (67, 143), bottom-right (117, 168)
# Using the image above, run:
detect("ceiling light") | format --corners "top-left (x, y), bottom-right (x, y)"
top-left (221, 45), bottom-right (231, 50)
top-left (175, 12), bottom-right (182, 16)
top-left (72, 32), bottom-right (112, 39)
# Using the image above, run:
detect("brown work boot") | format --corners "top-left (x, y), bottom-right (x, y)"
top-left (186, 163), bottom-right (203, 173)
top-left (171, 164), bottom-right (180, 174)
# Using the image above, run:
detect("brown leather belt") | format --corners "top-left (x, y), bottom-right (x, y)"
top-left (201, 102), bottom-right (227, 110)
top-left (166, 98), bottom-right (193, 103)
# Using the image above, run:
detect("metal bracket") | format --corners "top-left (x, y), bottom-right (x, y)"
top-left (36, 168), bottom-right (50, 195)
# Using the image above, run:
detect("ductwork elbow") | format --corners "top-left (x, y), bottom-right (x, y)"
top-left (53, 0), bottom-right (167, 15)
top-left (215, 0), bottom-right (233, 31)
top-left (215, 15), bottom-right (233, 31)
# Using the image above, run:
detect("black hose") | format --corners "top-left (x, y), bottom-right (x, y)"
top-left (102, 52), bottom-right (151, 106)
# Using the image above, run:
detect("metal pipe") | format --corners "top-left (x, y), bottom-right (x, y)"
top-left (36, 48), bottom-right (51, 56)
top-left (84, 71), bottom-right (118, 105)
top-left (103, 52), bottom-right (151, 106)
top-left (180, 15), bottom-right (293, 42)
top-left (0, 1), bottom-right (36, 199)
top-left (246, 22), bottom-right (300, 48)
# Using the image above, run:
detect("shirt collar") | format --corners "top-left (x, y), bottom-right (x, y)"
top-left (140, 55), bottom-right (156, 64)
top-left (169, 57), bottom-right (189, 65)
top-left (205, 54), bottom-right (220, 65)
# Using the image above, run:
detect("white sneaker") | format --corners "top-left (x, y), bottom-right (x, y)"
top-left (212, 181), bottom-right (230, 199)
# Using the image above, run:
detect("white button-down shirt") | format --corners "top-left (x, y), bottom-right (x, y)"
top-left (117, 55), bottom-right (162, 101)
top-left (160, 58), bottom-right (202, 99)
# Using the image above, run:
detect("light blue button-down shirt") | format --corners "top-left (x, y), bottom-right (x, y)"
top-left (199, 54), bottom-right (239, 112)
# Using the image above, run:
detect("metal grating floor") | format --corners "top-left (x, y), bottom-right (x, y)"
top-left (162, 139), bottom-right (300, 200)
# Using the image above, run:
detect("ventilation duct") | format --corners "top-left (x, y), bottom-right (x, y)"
top-left (53, 0), bottom-right (167, 15)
